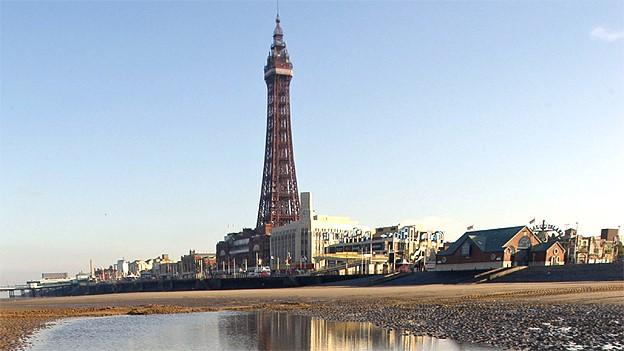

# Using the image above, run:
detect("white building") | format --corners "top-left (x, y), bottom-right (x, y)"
top-left (323, 225), bottom-right (445, 274)
top-left (270, 192), bottom-right (369, 270)
top-left (116, 259), bottom-right (129, 277)
top-left (129, 259), bottom-right (152, 276)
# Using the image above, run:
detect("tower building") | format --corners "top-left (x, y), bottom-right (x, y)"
top-left (256, 15), bottom-right (300, 231)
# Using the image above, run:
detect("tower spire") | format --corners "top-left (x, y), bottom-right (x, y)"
top-left (271, 9), bottom-right (286, 52)
top-left (273, 13), bottom-right (284, 45)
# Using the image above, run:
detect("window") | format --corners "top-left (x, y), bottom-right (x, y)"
top-left (461, 242), bottom-right (471, 256)
top-left (518, 236), bottom-right (531, 249)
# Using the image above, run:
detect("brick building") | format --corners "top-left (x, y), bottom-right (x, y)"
top-left (216, 228), bottom-right (271, 273)
top-left (529, 241), bottom-right (565, 266)
top-left (601, 228), bottom-right (619, 242)
top-left (435, 226), bottom-right (559, 271)
top-left (180, 250), bottom-right (217, 279)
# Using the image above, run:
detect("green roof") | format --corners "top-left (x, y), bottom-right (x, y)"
top-left (439, 225), bottom-right (527, 256)
top-left (531, 241), bottom-right (559, 252)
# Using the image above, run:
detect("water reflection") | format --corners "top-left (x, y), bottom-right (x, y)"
top-left (219, 311), bottom-right (492, 350)
top-left (27, 311), bottom-right (494, 350)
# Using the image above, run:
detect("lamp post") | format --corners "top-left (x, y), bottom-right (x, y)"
top-left (369, 235), bottom-right (373, 275)
top-left (360, 246), bottom-right (363, 275)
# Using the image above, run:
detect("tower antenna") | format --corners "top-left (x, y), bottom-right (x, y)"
top-left (277, 0), bottom-right (280, 18)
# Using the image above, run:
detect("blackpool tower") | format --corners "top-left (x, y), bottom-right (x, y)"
top-left (256, 15), bottom-right (300, 231)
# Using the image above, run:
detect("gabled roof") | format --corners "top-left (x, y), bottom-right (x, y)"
top-left (438, 225), bottom-right (527, 256)
top-left (531, 241), bottom-right (562, 252)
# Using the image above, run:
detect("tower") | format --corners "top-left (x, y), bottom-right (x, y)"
top-left (256, 15), bottom-right (300, 231)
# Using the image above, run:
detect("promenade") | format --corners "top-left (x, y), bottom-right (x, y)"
top-left (2, 281), bottom-right (623, 350)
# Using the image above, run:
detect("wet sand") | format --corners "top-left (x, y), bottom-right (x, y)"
top-left (1, 281), bottom-right (623, 350)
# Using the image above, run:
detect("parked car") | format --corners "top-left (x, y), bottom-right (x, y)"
top-left (247, 266), bottom-right (271, 278)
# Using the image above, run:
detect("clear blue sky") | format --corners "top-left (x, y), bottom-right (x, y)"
top-left (1, 1), bottom-right (623, 284)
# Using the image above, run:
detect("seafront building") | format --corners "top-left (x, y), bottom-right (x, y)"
top-left (40, 272), bottom-right (70, 282)
top-left (150, 254), bottom-right (179, 279)
top-left (322, 225), bottom-right (445, 274)
top-left (116, 259), bottom-right (129, 278)
top-left (435, 226), bottom-right (565, 271)
top-left (30, 273), bottom-right (73, 286)
top-left (216, 229), bottom-right (271, 273)
top-left (22, 273), bottom-right (82, 291)
top-left (270, 192), bottom-right (368, 270)
top-left (94, 266), bottom-right (117, 281)
top-left (92, 251), bottom-right (216, 281)
top-left (565, 228), bottom-right (620, 264)
top-left (180, 251), bottom-right (217, 279)
top-left (530, 241), bottom-right (567, 266)
top-left (128, 260), bottom-right (151, 277)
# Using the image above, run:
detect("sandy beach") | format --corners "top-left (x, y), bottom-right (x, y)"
top-left (1, 281), bottom-right (623, 350)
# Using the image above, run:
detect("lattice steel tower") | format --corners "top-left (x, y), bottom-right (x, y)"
top-left (256, 15), bottom-right (300, 231)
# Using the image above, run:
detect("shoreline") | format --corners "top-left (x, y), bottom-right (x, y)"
top-left (2, 281), bottom-right (623, 351)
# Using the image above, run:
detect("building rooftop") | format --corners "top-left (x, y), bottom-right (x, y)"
top-left (439, 225), bottom-right (526, 256)
top-left (531, 241), bottom-right (559, 252)
top-left (313, 213), bottom-right (358, 224)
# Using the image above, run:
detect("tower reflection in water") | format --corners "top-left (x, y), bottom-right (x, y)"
top-left (217, 311), bottom-right (486, 351)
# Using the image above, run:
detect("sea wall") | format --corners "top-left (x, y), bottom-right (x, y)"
top-left (29, 274), bottom-right (371, 297)
top-left (489, 262), bottom-right (624, 283)
top-left (371, 263), bottom-right (623, 286)
top-left (24, 263), bottom-right (624, 297)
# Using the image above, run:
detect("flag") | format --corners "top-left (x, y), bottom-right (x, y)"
top-left (467, 225), bottom-right (474, 231)
top-left (529, 218), bottom-right (535, 225)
